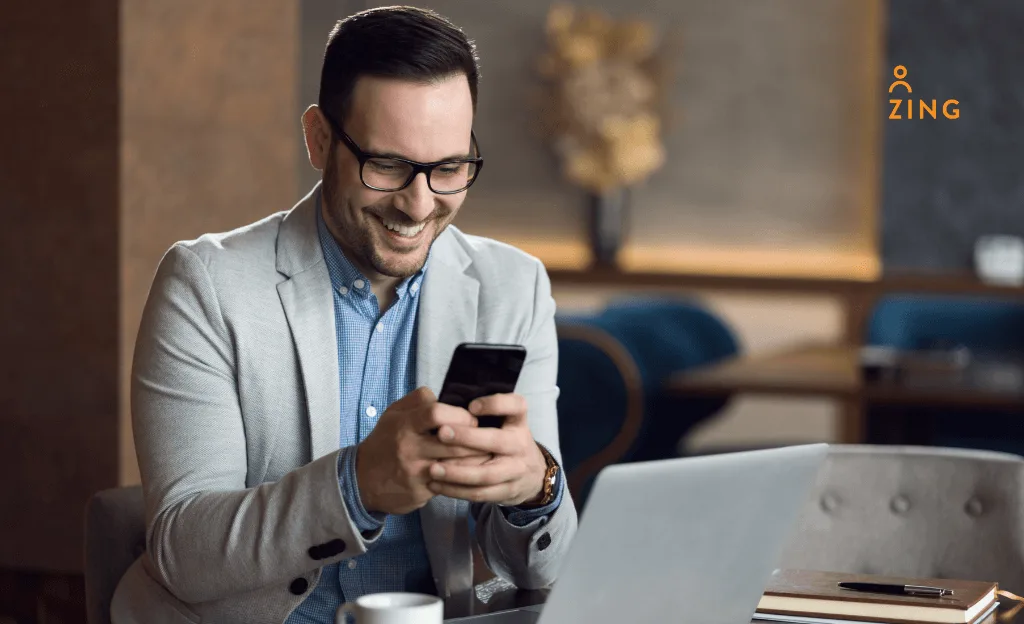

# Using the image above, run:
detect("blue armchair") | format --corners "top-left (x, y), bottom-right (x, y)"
top-left (867, 295), bottom-right (1024, 352)
top-left (865, 294), bottom-right (1024, 453)
top-left (555, 298), bottom-right (740, 507)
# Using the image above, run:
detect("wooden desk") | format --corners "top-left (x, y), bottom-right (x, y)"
top-left (665, 343), bottom-right (1024, 443)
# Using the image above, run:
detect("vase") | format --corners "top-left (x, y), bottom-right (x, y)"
top-left (588, 187), bottom-right (630, 268)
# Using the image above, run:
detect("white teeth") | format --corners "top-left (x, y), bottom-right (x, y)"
top-left (381, 218), bottom-right (426, 238)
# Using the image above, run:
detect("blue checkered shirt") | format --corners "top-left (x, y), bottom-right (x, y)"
top-left (287, 203), bottom-right (562, 623)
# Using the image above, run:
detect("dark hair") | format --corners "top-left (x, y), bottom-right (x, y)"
top-left (318, 6), bottom-right (480, 125)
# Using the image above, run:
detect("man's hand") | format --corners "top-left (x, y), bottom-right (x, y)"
top-left (356, 387), bottom-right (489, 515)
top-left (426, 394), bottom-right (548, 506)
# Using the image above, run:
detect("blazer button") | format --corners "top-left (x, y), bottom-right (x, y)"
top-left (308, 538), bottom-right (347, 560)
top-left (289, 577), bottom-right (309, 596)
top-left (537, 532), bottom-right (552, 551)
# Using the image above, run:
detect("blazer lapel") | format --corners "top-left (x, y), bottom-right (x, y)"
top-left (275, 184), bottom-right (341, 461)
top-left (416, 229), bottom-right (479, 610)
top-left (415, 229), bottom-right (478, 395)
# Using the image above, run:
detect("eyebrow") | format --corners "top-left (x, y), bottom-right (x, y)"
top-left (358, 134), bottom-right (476, 163)
top-left (367, 147), bottom-right (475, 163)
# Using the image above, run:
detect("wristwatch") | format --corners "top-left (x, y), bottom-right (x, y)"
top-left (528, 444), bottom-right (560, 507)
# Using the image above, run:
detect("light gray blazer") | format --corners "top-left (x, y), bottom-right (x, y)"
top-left (111, 184), bottom-right (577, 624)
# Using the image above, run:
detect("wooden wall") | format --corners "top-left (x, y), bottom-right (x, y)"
top-left (0, 0), bottom-right (121, 573)
top-left (351, 0), bottom-right (883, 279)
top-left (119, 0), bottom-right (300, 485)
top-left (0, 0), bottom-right (300, 575)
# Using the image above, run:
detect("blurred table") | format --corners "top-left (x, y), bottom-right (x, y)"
top-left (665, 342), bottom-right (1024, 443)
top-left (453, 587), bottom-right (1024, 623)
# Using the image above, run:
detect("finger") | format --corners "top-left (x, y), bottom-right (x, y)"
top-left (440, 454), bottom-right (494, 468)
top-left (436, 424), bottom-right (518, 456)
top-left (418, 437), bottom-right (488, 460)
top-left (429, 458), bottom-right (516, 487)
top-left (427, 480), bottom-right (517, 504)
top-left (467, 393), bottom-right (527, 417)
top-left (415, 402), bottom-right (477, 433)
top-left (395, 386), bottom-right (436, 407)
top-left (467, 393), bottom-right (528, 425)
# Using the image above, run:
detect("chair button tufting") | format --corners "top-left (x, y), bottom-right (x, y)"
top-left (965, 497), bottom-right (984, 517)
top-left (820, 493), bottom-right (840, 513)
top-left (890, 495), bottom-right (910, 515)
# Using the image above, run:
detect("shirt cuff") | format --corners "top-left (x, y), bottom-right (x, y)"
top-left (337, 445), bottom-right (386, 533)
top-left (500, 459), bottom-right (566, 527)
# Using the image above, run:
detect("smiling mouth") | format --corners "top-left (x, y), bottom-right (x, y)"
top-left (375, 215), bottom-right (427, 240)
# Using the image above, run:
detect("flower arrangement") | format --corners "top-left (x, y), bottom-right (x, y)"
top-left (537, 4), bottom-right (669, 195)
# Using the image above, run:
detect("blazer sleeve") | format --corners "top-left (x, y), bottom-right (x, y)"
top-left (471, 259), bottom-right (579, 589)
top-left (131, 244), bottom-right (381, 604)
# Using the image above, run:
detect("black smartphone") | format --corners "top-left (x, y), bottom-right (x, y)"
top-left (437, 342), bottom-right (527, 428)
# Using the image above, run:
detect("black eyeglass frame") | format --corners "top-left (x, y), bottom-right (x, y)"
top-left (322, 113), bottom-right (484, 195)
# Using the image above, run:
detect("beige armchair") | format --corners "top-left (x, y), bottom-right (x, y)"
top-left (780, 445), bottom-right (1024, 594)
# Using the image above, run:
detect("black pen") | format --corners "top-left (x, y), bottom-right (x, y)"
top-left (838, 582), bottom-right (954, 597)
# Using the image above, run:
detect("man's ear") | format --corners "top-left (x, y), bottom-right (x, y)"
top-left (301, 105), bottom-right (331, 171)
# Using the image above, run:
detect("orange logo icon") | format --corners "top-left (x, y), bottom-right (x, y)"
top-left (888, 65), bottom-right (960, 120)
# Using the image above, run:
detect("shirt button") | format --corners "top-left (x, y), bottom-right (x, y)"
top-left (410, 283), bottom-right (420, 294)
top-left (376, 322), bottom-right (384, 333)
top-left (347, 559), bottom-right (357, 570)
top-left (365, 405), bottom-right (377, 418)
top-left (338, 286), bottom-right (348, 296)
top-left (353, 279), bottom-right (365, 289)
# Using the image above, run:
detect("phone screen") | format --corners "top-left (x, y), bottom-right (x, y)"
top-left (437, 343), bottom-right (527, 427)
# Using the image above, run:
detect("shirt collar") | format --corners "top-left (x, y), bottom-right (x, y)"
top-left (315, 192), bottom-right (428, 299)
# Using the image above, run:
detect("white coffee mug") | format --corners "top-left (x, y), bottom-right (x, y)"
top-left (336, 592), bottom-right (443, 624)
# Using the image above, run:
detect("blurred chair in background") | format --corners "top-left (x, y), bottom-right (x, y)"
top-left (865, 295), bottom-right (1024, 453)
top-left (84, 486), bottom-right (145, 624)
top-left (781, 445), bottom-right (1024, 594)
top-left (868, 295), bottom-right (1024, 353)
top-left (556, 297), bottom-right (739, 507)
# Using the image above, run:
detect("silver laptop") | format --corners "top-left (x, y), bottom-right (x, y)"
top-left (449, 443), bottom-right (828, 624)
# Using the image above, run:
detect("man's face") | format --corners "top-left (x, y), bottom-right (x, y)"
top-left (321, 74), bottom-right (475, 281)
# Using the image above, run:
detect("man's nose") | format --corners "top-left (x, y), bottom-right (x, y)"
top-left (393, 172), bottom-right (435, 222)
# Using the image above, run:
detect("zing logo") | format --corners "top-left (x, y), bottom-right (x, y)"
top-left (888, 65), bottom-right (960, 120)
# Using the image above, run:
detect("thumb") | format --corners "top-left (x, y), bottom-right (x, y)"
top-left (396, 386), bottom-right (436, 408)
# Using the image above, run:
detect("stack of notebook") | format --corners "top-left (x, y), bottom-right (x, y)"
top-left (756, 569), bottom-right (1000, 624)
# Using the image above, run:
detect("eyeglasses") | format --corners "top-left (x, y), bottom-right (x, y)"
top-left (323, 114), bottom-right (483, 194)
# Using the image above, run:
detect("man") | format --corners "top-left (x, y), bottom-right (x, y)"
top-left (110, 6), bottom-right (577, 624)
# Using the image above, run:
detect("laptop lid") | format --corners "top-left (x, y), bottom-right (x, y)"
top-left (537, 443), bottom-right (829, 624)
